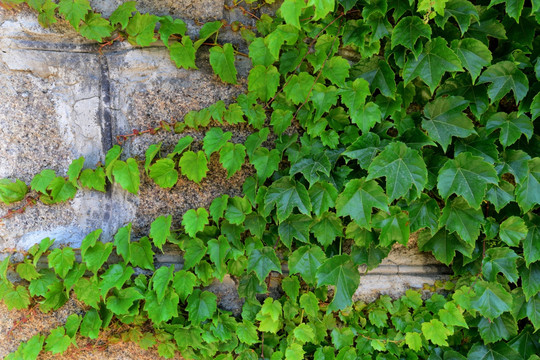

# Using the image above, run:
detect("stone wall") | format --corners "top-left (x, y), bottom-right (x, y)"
top-left (0, 1), bottom-right (450, 301)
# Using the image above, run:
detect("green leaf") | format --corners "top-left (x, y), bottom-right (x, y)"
top-left (151, 265), bottom-right (174, 304)
top-left (144, 289), bottom-right (179, 324)
top-left (309, 181), bottom-right (338, 217)
top-left (278, 214), bottom-right (312, 248)
top-left (439, 197), bottom-right (484, 245)
top-left (524, 214), bottom-right (540, 266)
top-left (403, 37), bottom-right (463, 92)
top-left (79, 168), bottom-right (106, 192)
top-left (80, 308), bottom-right (102, 339)
top-left (486, 112), bottom-right (533, 147)
top-left (478, 312), bottom-right (518, 344)
top-left (16, 261), bottom-right (40, 281)
top-left (8, 334), bottom-right (45, 360)
top-left (237, 320), bottom-right (259, 345)
top-left (516, 158), bottom-right (540, 212)
top-left (289, 246), bottom-right (326, 285)
top-left (219, 143), bottom-right (246, 178)
top-left (391, 16), bottom-right (432, 51)
top-left (531, 93), bottom-right (540, 120)
top-left (149, 215), bottom-right (172, 250)
top-left (281, 0), bottom-right (305, 29)
top-left (30, 169), bottom-right (55, 194)
top-left (439, 302), bottom-right (468, 328)
top-left (40, 281), bottom-right (68, 313)
top-left (73, 277), bottom-right (100, 308)
top-left (405, 194), bottom-right (440, 234)
top-left (248, 37), bottom-right (277, 67)
top-left (179, 151), bottom-right (209, 184)
top-left (169, 36), bottom-right (197, 69)
top-left (340, 78), bottom-right (370, 116)
top-left (80, 228), bottom-right (102, 258)
top-left (80, 12), bottom-right (112, 42)
top-left (129, 237), bottom-right (155, 270)
top-left (44, 327), bottom-right (71, 354)
top-left (182, 238), bottom-right (207, 270)
top-left (247, 247), bottom-right (282, 281)
top-left (405, 332), bottom-right (422, 351)
top-left (435, 0), bottom-right (479, 34)
top-left (171, 136), bottom-right (194, 157)
top-left (307, 0), bottom-right (334, 20)
top-left (182, 208), bottom-right (209, 238)
top-left (437, 152), bottom-right (498, 209)
top-left (283, 72), bottom-right (315, 105)
top-left (46, 177), bottom-right (76, 203)
top-left (335, 178), bottom-right (388, 228)
top-left (109, 1), bottom-right (136, 29)
top-left (422, 96), bottom-right (475, 151)
top-left (187, 289), bottom-right (217, 324)
top-left (316, 255), bottom-right (359, 311)
top-left (282, 275), bottom-right (300, 301)
top-left (3, 286), bottom-right (31, 310)
top-left (527, 293), bottom-right (540, 330)
top-left (265, 24), bottom-right (299, 59)
top-left (478, 61), bottom-right (529, 103)
top-left (173, 270), bottom-right (197, 302)
top-left (299, 292), bottom-right (319, 318)
top-left (498, 216), bottom-right (528, 247)
top-left (310, 212), bottom-right (343, 247)
top-left (208, 236), bottom-right (230, 281)
top-left (99, 263), bottom-right (134, 296)
top-left (257, 297), bottom-right (282, 333)
top-left (112, 158), bottom-right (140, 194)
top-left (0, 179), bottom-right (27, 204)
top-left (251, 148), bottom-right (280, 183)
top-left (483, 247), bottom-right (519, 283)
top-left (106, 287), bottom-right (144, 315)
top-left (372, 207), bottom-right (410, 247)
top-left (159, 16), bottom-right (186, 47)
top-left (451, 38), bottom-right (492, 83)
top-left (489, 0), bottom-right (524, 22)
top-left (351, 102), bottom-right (382, 133)
top-left (58, 0), bottom-right (90, 30)
top-left (209, 43), bottom-right (237, 84)
top-left (351, 58), bottom-right (396, 99)
top-left (264, 176), bottom-right (312, 222)
top-left (322, 56), bottom-right (350, 87)
top-left (421, 319), bottom-right (452, 346)
top-left (248, 65), bottom-right (280, 102)
top-left (84, 242), bottom-right (113, 274)
top-left (125, 12), bottom-right (158, 46)
top-left (203, 128), bottom-right (232, 157)
top-left (149, 158), bottom-right (178, 188)
top-left (48, 248), bottom-right (75, 279)
top-left (194, 21), bottom-right (222, 49)
top-left (472, 280), bottom-right (513, 320)
top-left (114, 223), bottom-right (131, 263)
top-left (367, 142), bottom-right (427, 201)
top-left (66, 156), bottom-right (85, 186)
top-left (485, 181), bottom-right (514, 212)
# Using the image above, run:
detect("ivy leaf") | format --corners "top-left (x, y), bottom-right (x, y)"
top-left (421, 319), bottom-right (453, 346)
top-left (524, 214), bottom-right (540, 266)
top-left (289, 246), bottom-right (326, 285)
top-left (187, 289), bottom-right (217, 324)
top-left (48, 248), bottom-right (75, 279)
top-left (3, 286), bottom-right (31, 310)
top-left (114, 223), bottom-right (131, 263)
top-left (489, 0), bottom-right (524, 22)
top-left (405, 332), bottom-right (422, 351)
top-left (248, 37), bottom-right (277, 67)
top-left (322, 56), bottom-right (350, 87)
top-left (247, 247), bottom-right (282, 281)
top-left (515, 158), bottom-right (540, 212)
top-left (264, 176), bottom-right (312, 222)
top-left (194, 21), bottom-right (222, 49)
top-left (372, 207), bottom-right (410, 247)
top-left (498, 216), bottom-right (528, 247)
top-left (169, 36), bottom-right (197, 70)
top-left (84, 242), bottom-right (113, 274)
top-left (521, 262), bottom-right (540, 301)
top-left (106, 287), bottom-right (144, 315)
top-left (309, 181), bottom-right (338, 217)
top-left (182, 238), bottom-right (207, 270)
top-left (439, 197), bottom-right (483, 246)
top-left (483, 247), bottom-right (520, 283)
top-left (316, 255), bottom-right (359, 311)
top-left (80, 308), bottom-right (102, 339)
top-left (125, 12), bottom-right (158, 46)
top-left (282, 275), bottom-right (300, 301)
top-left (403, 37), bottom-right (463, 92)
top-left (278, 214), bottom-right (312, 248)
top-left (310, 211), bottom-right (343, 247)
top-left (149, 158), bottom-right (178, 188)
top-left (219, 143), bottom-right (246, 178)
top-left (351, 58), bottom-right (396, 99)
top-left (73, 277), bottom-right (100, 308)
top-left (173, 270), bottom-right (197, 302)
top-left (336, 178), bottom-right (388, 228)
top-left (151, 265), bottom-right (174, 304)
top-left (66, 156), bottom-right (84, 187)
top-left (405, 194), bottom-right (440, 234)
top-left (290, 152), bottom-right (332, 186)
top-left (209, 44), bottom-right (237, 84)
top-left (79, 168), bottom-right (106, 192)
top-left (251, 148), bottom-right (280, 183)
top-left (179, 151), bottom-right (209, 184)
top-left (472, 280), bottom-right (513, 320)
top-left (351, 102), bottom-right (382, 133)
top-left (149, 215), bottom-right (172, 250)
top-left (248, 65), bottom-right (280, 102)
top-left (144, 289), bottom-right (179, 324)
top-left (257, 297), bottom-right (283, 333)
top-left (159, 16), bottom-right (186, 47)
top-left (46, 177), bottom-right (77, 203)
top-left (307, 0), bottom-right (334, 20)
top-left (58, 0), bottom-right (91, 30)
top-left (526, 293), bottom-right (540, 330)
top-left (478, 61), bottom-right (529, 103)
top-left (129, 237), bottom-right (155, 271)
top-left (99, 263), bottom-right (134, 296)
top-left (451, 38), bottom-right (492, 83)
top-left (391, 16), bottom-right (432, 51)
top-left (182, 208), bottom-right (209, 238)
top-left (112, 158), bottom-right (140, 194)
top-left (437, 152), bottom-right (498, 209)
top-left (0, 178), bottom-right (27, 204)
top-left (280, 0), bottom-right (305, 29)
top-left (531, 93), bottom-right (540, 120)
top-left (16, 261), bottom-right (40, 281)
top-left (422, 96), bottom-right (475, 152)
top-left (79, 12), bottom-right (112, 42)
top-left (283, 72), bottom-right (315, 105)
top-left (486, 112), bottom-right (533, 147)
top-left (109, 1), bottom-right (136, 29)
top-left (435, 0), bottom-right (479, 35)
top-left (208, 236), bottom-right (230, 281)
top-left (478, 312), bottom-right (518, 344)
top-left (439, 302), bottom-right (468, 328)
top-left (30, 169), bottom-right (55, 194)
top-left (367, 142), bottom-right (427, 201)
top-left (342, 133), bottom-right (383, 169)
top-left (44, 327), bottom-right (71, 354)
top-left (203, 128), bottom-right (232, 157)
top-left (340, 78), bottom-right (370, 115)
top-left (237, 320), bottom-right (259, 345)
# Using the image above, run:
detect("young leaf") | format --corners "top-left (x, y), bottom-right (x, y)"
top-left (421, 319), bottom-right (452, 346)
top-left (251, 148), bottom-right (280, 183)
top-left (114, 223), bottom-right (132, 263)
top-left (182, 208), bottom-right (209, 238)
top-left (159, 16), bottom-right (186, 47)
top-left (48, 248), bottom-right (75, 279)
top-left (125, 12), bottom-right (158, 46)
top-left (264, 177), bottom-right (312, 222)
top-left (144, 143), bottom-right (161, 175)
top-left (209, 43), bottom-right (237, 84)
top-left (79, 168), bottom-right (106, 192)
top-left (151, 265), bottom-right (174, 303)
top-left (109, 1), bottom-right (136, 29)
top-left (30, 169), bottom-right (56, 194)
top-left (149, 158), bottom-right (178, 188)
top-left (58, 0), bottom-right (91, 30)
top-left (44, 327), bottom-right (71, 354)
top-left (169, 36), bottom-right (197, 69)
top-left (79, 12), bottom-right (112, 42)
top-left (179, 151), bottom-right (209, 184)
top-left (219, 143), bottom-right (246, 178)
top-left (248, 65), bottom-right (280, 102)
top-left (237, 320), bottom-right (259, 345)
top-left (173, 270), bottom-right (197, 302)
top-left (149, 215), bottom-right (172, 250)
top-left (203, 128), bottom-right (232, 157)
top-left (0, 178), bottom-right (27, 204)
top-left (66, 156), bottom-right (84, 186)
top-left (80, 308), bottom-right (102, 339)
top-left (281, 0), bottom-right (305, 29)
top-left (112, 158), bottom-right (140, 194)
top-left (498, 216), bottom-right (528, 247)
top-left (208, 236), bottom-right (230, 281)
top-left (106, 287), bottom-right (144, 315)
top-left (3, 286), bottom-right (31, 310)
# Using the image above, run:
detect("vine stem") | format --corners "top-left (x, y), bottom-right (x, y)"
top-left (360, 334), bottom-right (402, 344)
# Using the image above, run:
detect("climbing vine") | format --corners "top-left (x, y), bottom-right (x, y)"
top-left (1, 0), bottom-right (540, 359)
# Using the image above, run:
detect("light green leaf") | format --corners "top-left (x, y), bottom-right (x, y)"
top-left (248, 37), bottom-right (277, 67)
top-left (281, 0), bottom-right (305, 29)
top-left (44, 327), bottom-right (71, 354)
top-left (112, 158), bottom-right (140, 194)
top-left (3, 285), bottom-right (31, 310)
top-left (421, 319), bottom-right (452, 346)
top-left (248, 65), bottom-right (280, 102)
top-left (498, 216), bottom-right (528, 247)
top-left (182, 238), bottom-right (207, 270)
top-left (283, 72), bottom-right (315, 105)
top-left (182, 208), bottom-right (209, 238)
top-left (109, 1), bottom-right (136, 29)
top-left (149, 215), bottom-right (172, 250)
top-left (179, 151), bottom-right (209, 184)
top-left (48, 248), bottom-right (75, 279)
top-left (173, 270), bottom-right (197, 302)
top-left (391, 16), bottom-right (432, 51)
top-left (106, 287), bottom-right (144, 315)
top-left (58, 0), bottom-right (90, 30)
top-left (80, 308), bottom-right (102, 339)
top-left (169, 36), bottom-right (197, 69)
top-left (237, 320), bottom-right (259, 345)
top-left (208, 236), bottom-right (230, 281)
top-left (159, 16), bottom-right (186, 47)
top-left (219, 142), bottom-right (246, 178)
top-left (405, 332), bottom-right (422, 351)
top-left (322, 56), bottom-right (350, 87)
top-left (282, 275), bottom-right (300, 301)
top-left (0, 178), bottom-right (27, 204)
top-left (209, 43), bottom-right (237, 84)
